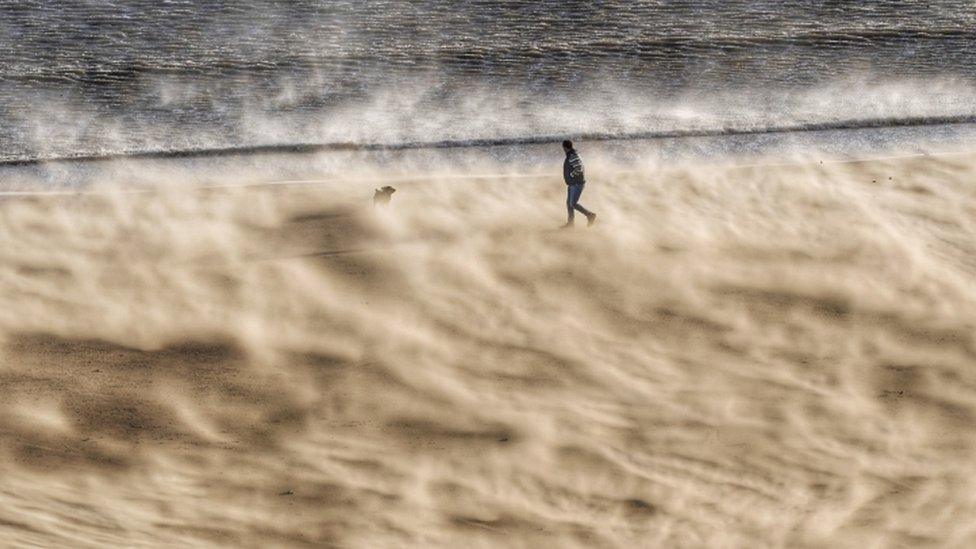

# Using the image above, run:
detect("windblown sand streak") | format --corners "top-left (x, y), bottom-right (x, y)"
top-left (1, 152), bottom-right (976, 547)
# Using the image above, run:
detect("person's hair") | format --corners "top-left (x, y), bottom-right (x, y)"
top-left (562, 139), bottom-right (573, 150)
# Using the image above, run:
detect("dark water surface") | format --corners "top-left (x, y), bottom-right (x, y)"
top-left (1, 1), bottom-right (975, 162)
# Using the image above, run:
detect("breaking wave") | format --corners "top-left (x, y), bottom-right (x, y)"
top-left (3, 113), bottom-right (976, 168)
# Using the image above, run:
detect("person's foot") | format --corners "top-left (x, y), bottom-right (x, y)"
top-left (586, 212), bottom-right (597, 227)
top-left (560, 222), bottom-right (574, 229)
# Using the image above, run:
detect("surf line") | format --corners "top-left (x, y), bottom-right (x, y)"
top-left (2, 113), bottom-right (976, 168)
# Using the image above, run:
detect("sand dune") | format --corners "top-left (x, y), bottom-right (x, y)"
top-left (2, 152), bottom-right (976, 547)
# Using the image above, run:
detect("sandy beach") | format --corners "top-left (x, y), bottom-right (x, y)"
top-left (1, 151), bottom-right (975, 547)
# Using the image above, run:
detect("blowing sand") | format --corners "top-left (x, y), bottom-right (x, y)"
top-left (2, 151), bottom-right (976, 547)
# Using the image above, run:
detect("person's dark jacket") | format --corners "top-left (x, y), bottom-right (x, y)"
top-left (563, 149), bottom-right (586, 186)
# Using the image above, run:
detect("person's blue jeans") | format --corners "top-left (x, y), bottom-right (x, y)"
top-left (566, 183), bottom-right (592, 223)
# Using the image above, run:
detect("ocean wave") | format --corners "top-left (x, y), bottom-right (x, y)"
top-left (2, 113), bottom-right (976, 168)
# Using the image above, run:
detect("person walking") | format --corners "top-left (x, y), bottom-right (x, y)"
top-left (561, 140), bottom-right (596, 228)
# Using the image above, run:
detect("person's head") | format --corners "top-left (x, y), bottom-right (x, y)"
top-left (562, 139), bottom-right (573, 152)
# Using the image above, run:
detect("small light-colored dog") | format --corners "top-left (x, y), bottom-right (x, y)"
top-left (373, 186), bottom-right (396, 207)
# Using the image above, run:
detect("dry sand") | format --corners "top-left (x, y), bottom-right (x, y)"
top-left (2, 151), bottom-right (976, 547)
